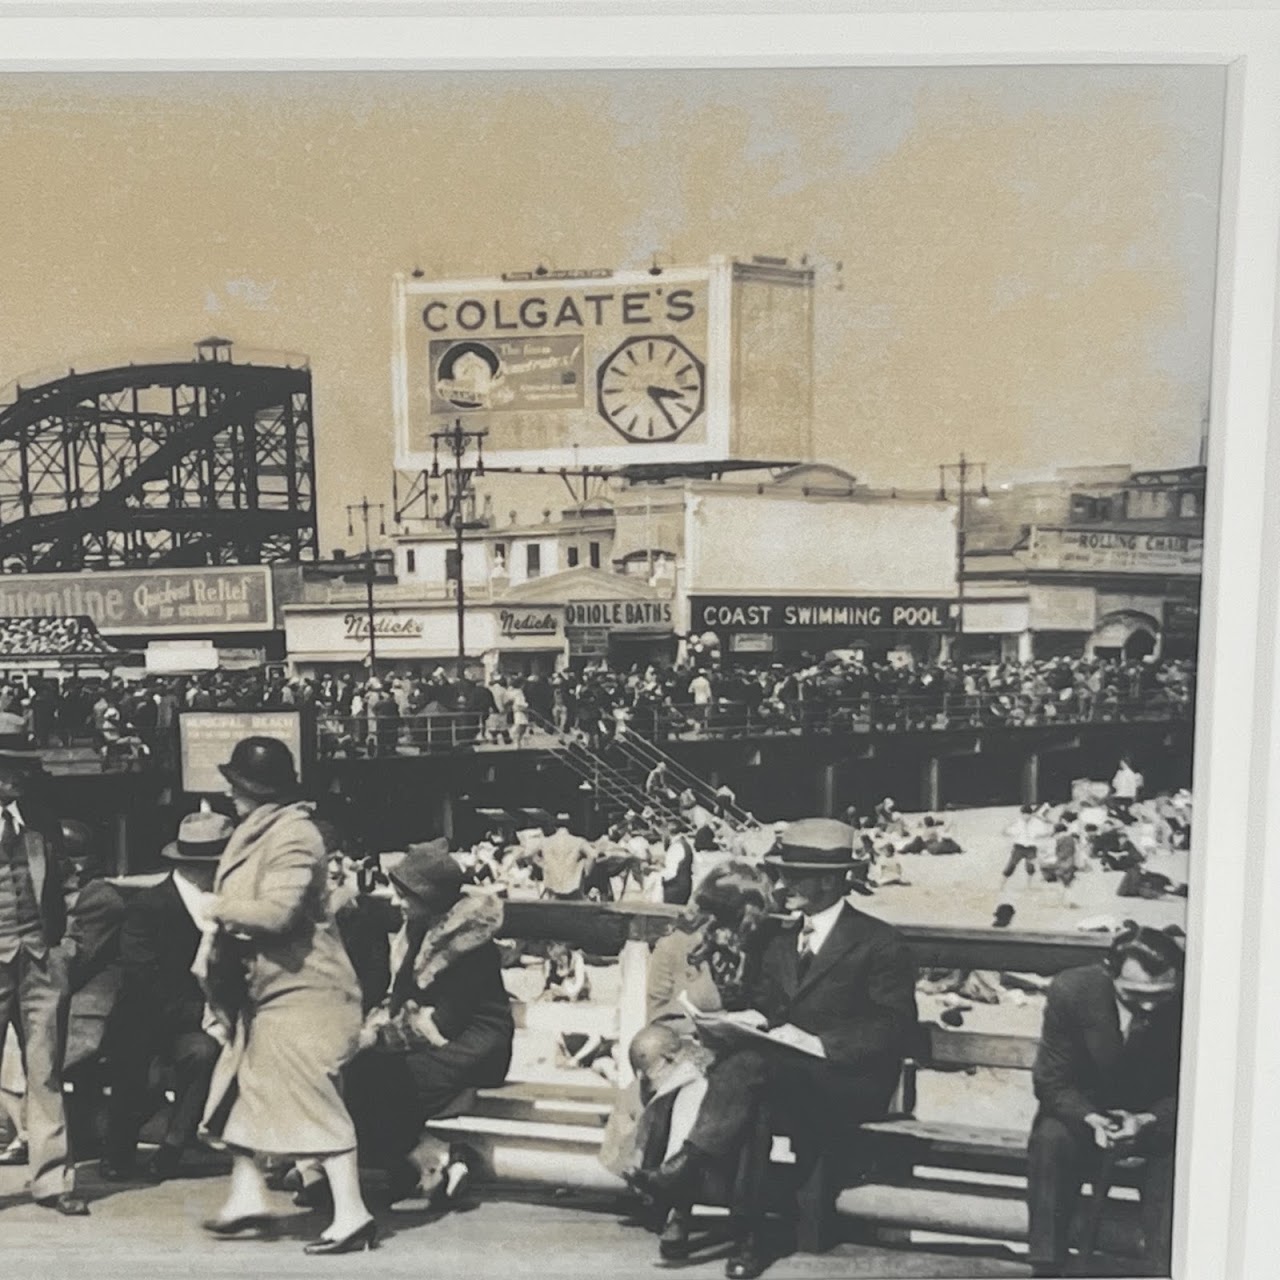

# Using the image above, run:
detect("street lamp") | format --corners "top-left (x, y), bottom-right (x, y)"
top-left (427, 420), bottom-right (488, 676)
top-left (937, 455), bottom-right (991, 656)
top-left (346, 497), bottom-right (387, 675)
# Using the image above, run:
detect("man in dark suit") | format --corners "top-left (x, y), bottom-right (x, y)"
top-left (0, 712), bottom-right (88, 1214)
top-left (633, 818), bottom-right (918, 1279)
top-left (61, 820), bottom-right (129, 1161)
top-left (100, 806), bottom-right (231, 1183)
top-left (1027, 923), bottom-right (1184, 1278)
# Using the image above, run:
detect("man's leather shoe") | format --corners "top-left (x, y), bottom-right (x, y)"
top-left (658, 1209), bottom-right (692, 1260)
top-left (629, 1145), bottom-right (702, 1206)
top-left (36, 1193), bottom-right (90, 1217)
top-left (144, 1147), bottom-right (182, 1183)
top-left (724, 1238), bottom-right (767, 1280)
top-left (98, 1158), bottom-right (139, 1182)
top-left (0, 1139), bottom-right (28, 1166)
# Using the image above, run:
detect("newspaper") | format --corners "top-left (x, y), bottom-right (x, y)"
top-left (676, 993), bottom-right (824, 1059)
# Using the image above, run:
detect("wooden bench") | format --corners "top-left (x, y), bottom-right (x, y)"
top-left (845, 1022), bottom-right (1145, 1261)
top-left (447, 905), bottom-right (1148, 1264)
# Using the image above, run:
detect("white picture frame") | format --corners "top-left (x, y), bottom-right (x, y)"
top-left (2, 4), bottom-right (1278, 1277)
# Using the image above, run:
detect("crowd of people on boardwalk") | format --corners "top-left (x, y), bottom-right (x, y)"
top-left (546, 652), bottom-right (1196, 743)
top-left (0, 704), bottom-right (1187, 1275)
top-left (0, 651), bottom-right (1195, 765)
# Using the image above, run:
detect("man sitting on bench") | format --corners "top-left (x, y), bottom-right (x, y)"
top-left (632, 818), bottom-right (917, 1280)
top-left (1027, 921), bottom-right (1183, 1278)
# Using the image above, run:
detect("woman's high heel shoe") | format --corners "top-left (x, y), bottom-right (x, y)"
top-left (201, 1213), bottom-right (277, 1239)
top-left (302, 1217), bottom-right (378, 1255)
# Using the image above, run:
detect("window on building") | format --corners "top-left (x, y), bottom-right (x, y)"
top-left (405, 549), bottom-right (416, 575)
top-left (566, 545), bottom-right (580, 568)
top-left (1128, 489), bottom-right (1170, 520)
top-left (589, 541), bottom-right (601, 569)
top-left (1179, 491), bottom-right (1201, 519)
top-left (445, 547), bottom-right (461, 582)
top-left (493, 541), bottom-right (507, 565)
top-left (526, 543), bottom-right (541, 578)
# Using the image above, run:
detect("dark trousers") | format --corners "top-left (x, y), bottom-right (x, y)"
top-left (105, 1024), bottom-right (220, 1163)
top-left (685, 1046), bottom-right (886, 1240)
top-left (1002, 844), bottom-right (1038, 878)
top-left (1027, 1113), bottom-right (1175, 1274)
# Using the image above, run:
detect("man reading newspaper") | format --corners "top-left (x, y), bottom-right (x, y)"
top-left (631, 818), bottom-right (917, 1279)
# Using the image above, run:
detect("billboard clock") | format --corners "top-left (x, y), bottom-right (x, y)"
top-left (596, 335), bottom-right (705, 442)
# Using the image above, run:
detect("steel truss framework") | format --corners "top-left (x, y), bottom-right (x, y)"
top-left (0, 347), bottom-right (319, 570)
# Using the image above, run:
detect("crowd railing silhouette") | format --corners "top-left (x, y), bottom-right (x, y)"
top-left (310, 687), bottom-right (1192, 760)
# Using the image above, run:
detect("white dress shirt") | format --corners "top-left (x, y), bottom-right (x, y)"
top-left (798, 898), bottom-right (845, 958)
top-left (171, 869), bottom-right (218, 933)
top-left (1115, 996), bottom-right (1135, 1043)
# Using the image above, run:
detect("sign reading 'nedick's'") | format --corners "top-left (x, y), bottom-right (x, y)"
top-left (692, 595), bottom-right (956, 632)
top-left (0, 566), bottom-right (273, 634)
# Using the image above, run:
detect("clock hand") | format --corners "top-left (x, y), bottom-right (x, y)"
top-left (646, 385), bottom-right (682, 432)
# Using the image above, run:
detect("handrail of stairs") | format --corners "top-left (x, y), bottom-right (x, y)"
top-left (603, 726), bottom-right (754, 831)
top-left (530, 711), bottom-right (682, 825)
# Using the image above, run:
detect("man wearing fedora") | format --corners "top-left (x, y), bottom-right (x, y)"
top-left (632, 818), bottom-right (917, 1279)
top-left (101, 804), bottom-right (232, 1183)
top-left (0, 710), bottom-right (88, 1214)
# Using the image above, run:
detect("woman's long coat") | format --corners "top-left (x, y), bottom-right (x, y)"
top-left (200, 801), bottom-right (362, 1157)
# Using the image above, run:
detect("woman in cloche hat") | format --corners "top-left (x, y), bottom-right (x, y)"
top-left (198, 737), bottom-right (376, 1255)
top-left (340, 839), bottom-right (513, 1210)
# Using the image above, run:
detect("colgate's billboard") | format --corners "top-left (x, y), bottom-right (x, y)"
top-left (0, 566), bottom-right (273, 634)
top-left (393, 258), bottom-right (816, 472)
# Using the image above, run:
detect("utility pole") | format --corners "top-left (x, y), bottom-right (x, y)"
top-left (937, 454), bottom-right (990, 655)
top-left (346, 496), bottom-right (386, 676)
top-left (428, 420), bottom-right (487, 676)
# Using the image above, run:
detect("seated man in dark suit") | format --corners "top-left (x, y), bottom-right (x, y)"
top-left (1027, 922), bottom-right (1184, 1278)
top-left (633, 818), bottom-right (918, 1279)
top-left (61, 820), bottom-right (130, 1161)
top-left (100, 807), bottom-right (232, 1183)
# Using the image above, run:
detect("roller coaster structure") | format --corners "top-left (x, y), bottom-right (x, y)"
top-left (0, 338), bottom-right (319, 571)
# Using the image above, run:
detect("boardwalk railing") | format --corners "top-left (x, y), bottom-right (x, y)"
top-left (309, 689), bottom-right (1191, 759)
top-left (493, 898), bottom-right (1109, 1082)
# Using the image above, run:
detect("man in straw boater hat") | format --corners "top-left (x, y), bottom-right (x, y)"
top-left (100, 803), bottom-right (234, 1184)
top-left (631, 818), bottom-right (918, 1279)
top-left (0, 710), bottom-right (88, 1214)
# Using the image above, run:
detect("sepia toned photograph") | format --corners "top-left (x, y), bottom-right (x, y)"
top-left (0, 32), bottom-right (1256, 1280)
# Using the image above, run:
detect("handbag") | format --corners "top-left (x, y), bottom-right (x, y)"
top-left (194, 926), bottom-right (250, 1028)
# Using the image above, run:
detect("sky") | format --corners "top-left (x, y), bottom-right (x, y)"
top-left (0, 66), bottom-right (1226, 552)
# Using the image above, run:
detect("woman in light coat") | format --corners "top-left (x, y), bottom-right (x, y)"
top-left (199, 736), bottom-right (375, 1255)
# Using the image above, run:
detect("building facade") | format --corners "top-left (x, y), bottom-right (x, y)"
top-left (348, 464), bottom-right (961, 673)
top-left (961, 465), bottom-right (1205, 661)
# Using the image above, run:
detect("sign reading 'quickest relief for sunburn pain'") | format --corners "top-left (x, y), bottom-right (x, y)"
top-left (0, 566), bottom-right (273, 634)
top-left (394, 265), bottom-right (730, 470)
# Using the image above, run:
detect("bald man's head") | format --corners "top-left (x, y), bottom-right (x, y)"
top-left (628, 1022), bottom-right (683, 1082)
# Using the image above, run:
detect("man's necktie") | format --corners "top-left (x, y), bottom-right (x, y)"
top-left (0, 807), bottom-right (15, 849)
top-left (796, 918), bottom-right (816, 982)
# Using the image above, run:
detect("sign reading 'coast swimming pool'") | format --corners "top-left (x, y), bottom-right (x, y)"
top-left (692, 595), bottom-right (957, 632)
top-left (0, 566), bottom-right (274, 634)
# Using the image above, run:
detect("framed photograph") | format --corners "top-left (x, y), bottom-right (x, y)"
top-left (0, 5), bottom-right (1276, 1279)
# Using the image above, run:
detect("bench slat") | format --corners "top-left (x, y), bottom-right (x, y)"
top-left (835, 1181), bottom-right (1143, 1255)
top-left (863, 1118), bottom-right (1029, 1157)
top-left (918, 1027), bottom-right (1040, 1072)
top-left (481, 1081), bottom-right (616, 1105)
